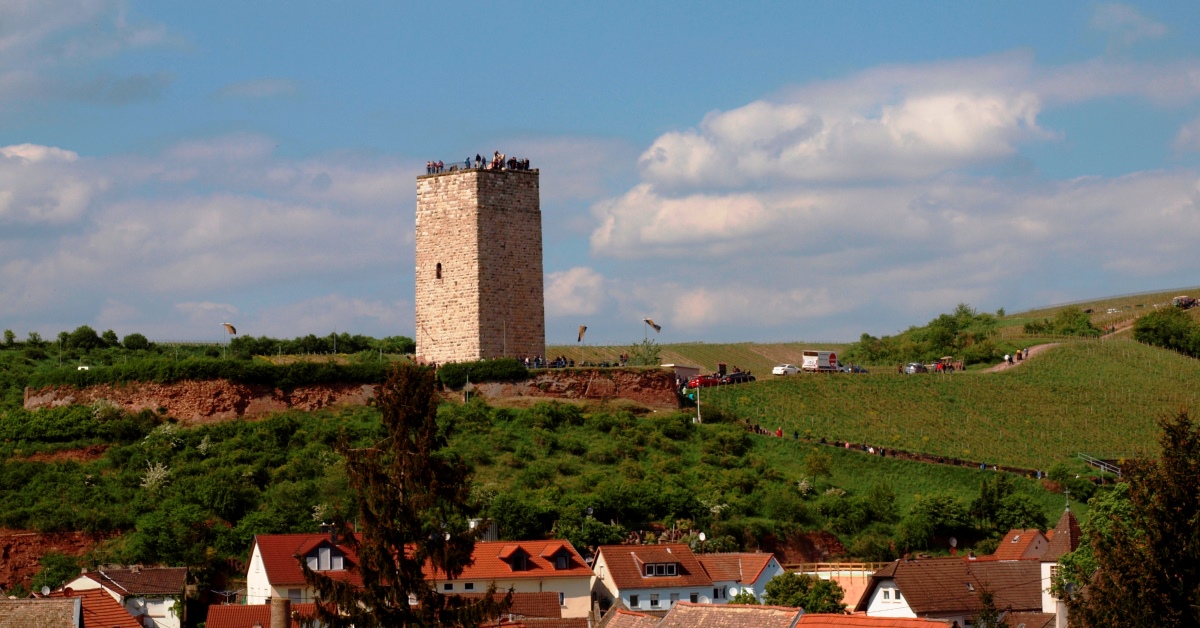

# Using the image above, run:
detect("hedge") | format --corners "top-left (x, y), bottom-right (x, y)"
top-left (437, 358), bottom-right (529, 389)
top-left (26, 358), bottom-right (390, 391)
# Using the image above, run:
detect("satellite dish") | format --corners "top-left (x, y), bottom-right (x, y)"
top-left (698, 532), bottom-right (706, 542)
top-left (586, 507), bottom-right (594, 516)
top-left (40, 586), bottom-right (50, 596)
top-left (728, 587), bottom-right (738, 596)
top-left (949, 537), bottom-right (958, 548)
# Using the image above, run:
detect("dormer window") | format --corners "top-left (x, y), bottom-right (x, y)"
top-left (512, 554), bottom-right (528, 571)
top-left (306, 544), bottom-right (345, 571)
top-left (643, 562), bottom-right (678, 577)
top-left (499, 545), bottom-right (531, 572)
top-left (555, 555), bottom-right (569, 570)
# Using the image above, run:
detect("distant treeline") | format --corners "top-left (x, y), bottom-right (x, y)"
top-left (27, 358), bottom-right (390, 391)
top-left (842, 304), bottom-right (1005, 366)
top-left (2, 326), bottom-right (415, 362)
top-left (1022, 307), bottom-right (1102, 337)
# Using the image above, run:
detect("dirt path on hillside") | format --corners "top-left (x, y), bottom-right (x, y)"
top-left (983, 343), bottom-right (1060, 373)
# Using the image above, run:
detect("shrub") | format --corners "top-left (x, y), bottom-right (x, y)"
top-left (437, 358), bottom-right (528, 389)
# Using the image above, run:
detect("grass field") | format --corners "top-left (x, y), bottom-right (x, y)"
top-left (1005, 285), bottom-right (1200, 333)
top-left (698, 339), bottom-right (1199, 470)
top-left (548, 342), bottom-right (851, 377)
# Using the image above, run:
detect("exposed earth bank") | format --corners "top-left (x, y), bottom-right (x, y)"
top-left (22, 368), bottom-right (679, 421)
top-left (0, 529), bottom-right (109, 591)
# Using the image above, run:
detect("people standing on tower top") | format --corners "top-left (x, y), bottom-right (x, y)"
top-left (475, 154), bottom-right (482, 168)
top-left (426, 160), bottom-right (433, 174)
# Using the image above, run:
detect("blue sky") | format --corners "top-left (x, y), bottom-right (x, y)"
top-left (2, 1), bottom-right (1200, 346)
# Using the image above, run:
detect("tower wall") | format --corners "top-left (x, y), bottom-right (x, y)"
top-left (415, 168), bottom-right (544, 364)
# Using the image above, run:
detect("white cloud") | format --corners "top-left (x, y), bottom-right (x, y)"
top-left (1091, 3), bottom-right (1167, 50)
top-left (1175, 117), bottom-right (1200, 152)
top-left (545, 267), bottom-right (610, 317)
top-left (0, 143), bottom-right (107, 224)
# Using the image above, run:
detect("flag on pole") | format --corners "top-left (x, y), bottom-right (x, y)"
top-left (223, 323), bottom-right (237, 335)
top-left (577, 325), bottom-right (587, 343)
top-left (644, 318), bottom-right (661, 333)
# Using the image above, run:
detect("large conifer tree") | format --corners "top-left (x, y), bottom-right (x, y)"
top-left (304, 363), bottom-right (510, 627)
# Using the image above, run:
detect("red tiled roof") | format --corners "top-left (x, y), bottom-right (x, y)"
top-left (451, 591), bottom-right (563, 618)
top-left (604, 608), bottom-right (661, 628)
top-left (498, 619), bottom-right (589, 628)
top-left (597, 544), bottom-right (713, 590)
top-left (854, 557), bottom-right (1042, 615)
top-left (204, 603), bottom-right (318, 628)
top-left (696, 553), bottom-right (776, 585)
top-left (657, 602), bottom-right (802, 628)
top-left (0, 598), bottom-right (80, 627)
top-left (430, 540), bottom-right (594, 582)
top-left (987, 530), bottom-right (1047, 561)
top-left (797, 614), bottom-right (953, 627)
top-left (1042, 509), bottom-right (1081, 562)
top-left (94, 566), bottom-right (188, 596)
top-left (48, 587), bottom-right (141, 628)
top-left (253, 533), bottom-right (363, 587)
top-left (1003, 612), bottom-right (1055, 628)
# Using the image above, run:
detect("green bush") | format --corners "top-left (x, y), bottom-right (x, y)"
top-left (437, 358), bottom-right (528, 389)
top-left (26, 358), bottom-right (389, 391)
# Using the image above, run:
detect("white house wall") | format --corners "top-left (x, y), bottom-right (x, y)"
top-left (862, 578), bottom-right (917, 619)
top-left (246, 545), bottom-right (273, 604)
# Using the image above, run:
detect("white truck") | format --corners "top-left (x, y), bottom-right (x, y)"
top-left (801, 350), bottom-right (839, 372)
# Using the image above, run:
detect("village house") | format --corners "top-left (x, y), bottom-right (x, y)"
top-left (62, 566), bottom-right (188, 628)
top-left (591, 544), bottom-right (714, 612)
top-left (694, 552), bottom-right (784, 603)
top-left (425, 540), bottom-right (595, 619)
top-left (854, 507), bottom-right (1081, 628)
top-left (38, 587), bottom-right (143, 628)
top-left (245, 531), bottom-right (362, 605)
top-left (245, 533), bottom-right (593, 619)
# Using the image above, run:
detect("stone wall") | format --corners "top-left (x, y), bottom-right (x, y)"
top-left (415, 168), bottom-right (544, 365)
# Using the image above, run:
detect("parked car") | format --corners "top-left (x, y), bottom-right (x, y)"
top-left (904, 362), bottom-right (928, 374)
top-left (772, 364), bottom-right (800, 376)
top-left (687, 374), bottom-right (722, 388)
top-left (841, 364), bottom-right (868, 374)
top-left (720, 371), bottom-right (756, 385)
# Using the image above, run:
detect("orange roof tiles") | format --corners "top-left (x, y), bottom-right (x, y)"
top-left (1003, 612), bottom-right (1055, 628)
top-left (696, 553), bottom-right (776, 585)
top-left (93, 566), bottom-right (188, 596)
top-left (253, 533), bottom-right (363, 587)
top-left (597, 544), bottom-right (712, 591)
top-left (48, 587), bottom-right (141, 628)
top-left (657, 602), bottom-right (802, 628)
top-left (854, 557), bottom-right (1042, 616)
top-left (797, 614), bottom-right (954, 627)
top-left (604, 608), bottom-right (661, 628)
top-left (431, 540), bottom-right (594, 582)
top-left (988, 530), bottom-right (1047, 561)
top-left (205, 603), bottom-right (318, 628)
top-left (1042, 509), bottom-right (1081, 562)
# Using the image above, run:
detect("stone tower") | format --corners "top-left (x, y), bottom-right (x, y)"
top-left (415, 167), bottom-right (545, 364)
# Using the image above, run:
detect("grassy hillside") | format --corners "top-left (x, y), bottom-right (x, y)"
top-left (1002, 286), bottom-right (1200, 336)
top-left (548, 342), bottom-right (850, 377)
top-left (701, 339), bottom-right (1200, 470)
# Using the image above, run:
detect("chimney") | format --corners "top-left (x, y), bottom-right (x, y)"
top-left (270, 596), bottom-right (291, 628)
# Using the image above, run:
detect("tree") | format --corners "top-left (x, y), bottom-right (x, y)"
top-left (728, 589), bottom-right (760, 604)
top-left (626, 338), bottom-right (661, 366)
top-left (123, 333), bottom-right (151, 351)
top-left (992, 493), bottom-right (1048, 532)
top-left (3, 329), bottom-right (14, 347)
top-left (100, 329), bottom-right (120, 346)
top-left (304, 363), bottom-right (510, 627)
top-left (762, 572), bottom-right (845, 613)
top-left (1062, 410), bottom-right (1200, 626)
top-left (30, 551), bottom-right (80, 592)
top-left (1133, 307), bottom-right (1200, 357)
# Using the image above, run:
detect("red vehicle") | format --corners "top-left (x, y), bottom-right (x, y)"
top-left (687, 374), bottom-right (722, 388)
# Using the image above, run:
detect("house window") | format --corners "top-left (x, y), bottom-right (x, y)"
top-left (332, 554), bottom-right (343, 570)
top-left (558, 592), bottom-right (565, 606)
top-left (650, 594), bottom-right (660, 608)
top-left (690, 593), bottom-right (698, 603)
top-left (667, 563), bottom-right (677, 576)
top-left (555, 555), bottom-right (569, 570)
top-left (319, 547), bottom-right (331, 570)
top-left (896, 590), bottom-right (903, 601)
top-left (464, 583), bottom-right (475, 591)
top-left (287, 589), bottom-right (301, 603)
top-left (669, 593), bottom-right (679, 606)
top-left (629, 595), bottom-right (639, 608)
top-left (883, 590), bottom-right (890, 600)
top-left (511, 554), bottom-right (528, 571)
top-left (307, 546), bottom-right (345, 572)
top-left (655, 564), bottom-right (666, 576)
top-left (713, 588), bottom-right (719, 599)
top-left (436, 263), bottom-right (442, 279)
top-left (443, 583), bottom-right (453, 591)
